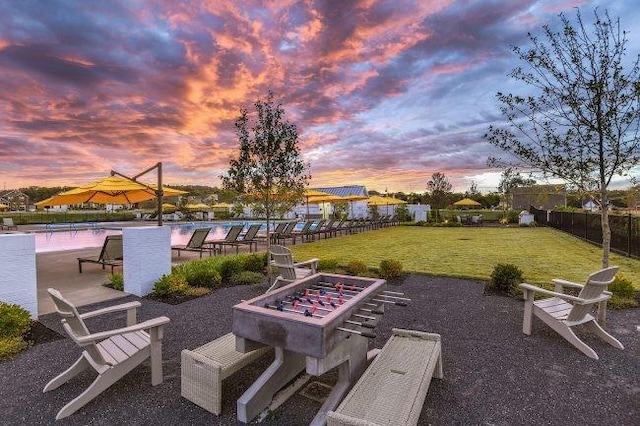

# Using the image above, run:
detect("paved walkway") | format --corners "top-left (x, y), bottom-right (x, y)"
top-left (1, 275), bottom-right (638, 425)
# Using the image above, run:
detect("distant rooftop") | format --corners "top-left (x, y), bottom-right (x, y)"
top-left (313, 185), bottom-right (368, 198)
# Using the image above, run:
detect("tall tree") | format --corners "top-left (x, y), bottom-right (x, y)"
top-left (221, 91), bottom-right (310, 250)
top-left (465, 181), bottom-right (480, 199)
top-left (426, 172), bottom-right (453, 209)
top-left (485, 9), bottom-right (640, 267)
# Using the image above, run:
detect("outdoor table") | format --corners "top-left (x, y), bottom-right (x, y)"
top-left (232, 273), bottom-right (387, 426)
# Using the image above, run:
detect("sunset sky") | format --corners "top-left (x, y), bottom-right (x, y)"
top-left (1, 0), bottom-right (638, 193)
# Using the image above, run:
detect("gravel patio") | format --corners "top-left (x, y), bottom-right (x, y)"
top-left (1, 275), bottom-right (638, 425)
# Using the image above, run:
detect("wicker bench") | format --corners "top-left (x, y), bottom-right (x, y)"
top-left (181, 333), bottom-right (271, 415)
top-left (327, 329), bottom-right (443, 426)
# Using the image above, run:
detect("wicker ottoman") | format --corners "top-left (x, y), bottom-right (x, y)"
top-left (181, 332), bottom-right (270, 415)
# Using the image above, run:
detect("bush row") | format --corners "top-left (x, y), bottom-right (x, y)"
top-left (153, 253), bottom-right (268, 298)
top-left (317, 258), bottom-right (404, 280)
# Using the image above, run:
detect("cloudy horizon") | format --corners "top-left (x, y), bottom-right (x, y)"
top-left (1, 0), bottom-right (638, 194)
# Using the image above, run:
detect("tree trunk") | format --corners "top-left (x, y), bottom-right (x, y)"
top-left (600, 185), bottom-right (610, 269)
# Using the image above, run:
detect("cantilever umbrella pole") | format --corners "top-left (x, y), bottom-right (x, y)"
top-left (113, 162), bottom-right (164, 226)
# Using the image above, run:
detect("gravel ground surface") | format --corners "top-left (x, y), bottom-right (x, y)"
top-left (1, 275), bottom-right (638, 426)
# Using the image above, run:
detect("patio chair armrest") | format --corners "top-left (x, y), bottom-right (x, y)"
top-left (71, 316), bottom-right (171, 345)
top-left (552, 278), bottom-right (584, 291)
top-left (294, 258), bottom-right (319, 270)
top-left (79, 301), bottom-right (142, 320)
top-left (520, 283), bottom-right (581, 302)
top-left (520, 283), bottom-right (610, 305)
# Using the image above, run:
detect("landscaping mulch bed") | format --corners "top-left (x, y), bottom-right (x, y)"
top-left (25, 321), bottom-right (64, 346)
top-left (3, 275), bottom-right (637, 426)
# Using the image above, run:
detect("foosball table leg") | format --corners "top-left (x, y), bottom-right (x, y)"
top-left (306, 335), bottom-right (369, 426)
top-left (236, 347), bottom-right (306, 423)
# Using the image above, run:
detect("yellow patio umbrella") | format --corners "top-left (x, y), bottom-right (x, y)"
top-left (211, 202), bottom-right (233, 209)
top-left (367, 195), bottom-right (407, 216)
top-left (186, 203), bottom-right (211, 211)
top-left (302, 189), bottom-right (341, 217)
top-left (162, 203), bottom-right (176, 211)
top-left (36, 175), bottom-right (186, 206)
top-left (452, 198), bottom-right (482, 208)
top-left (366, 195), bottom-right (407, 206)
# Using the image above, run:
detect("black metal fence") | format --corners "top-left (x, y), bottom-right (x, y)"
top-left (530, 207), bottom-right (640, 259)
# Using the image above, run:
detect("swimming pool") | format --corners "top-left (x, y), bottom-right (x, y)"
top-left (31, 221), bottom-right (270, 253)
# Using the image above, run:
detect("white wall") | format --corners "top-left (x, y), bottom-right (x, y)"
top-left (408, 204), bottom-right (431, 222)
top-left (123, 226), bottom-right (171, 297)
top-left (0, 234), bottom-right (37, 318)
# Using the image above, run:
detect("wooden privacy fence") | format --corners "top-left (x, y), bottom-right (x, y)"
top-left (530, 207), bottom-right (639, 259)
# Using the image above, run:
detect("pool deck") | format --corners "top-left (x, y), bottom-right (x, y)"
top-left (26, 223), bottom-right (260, 315)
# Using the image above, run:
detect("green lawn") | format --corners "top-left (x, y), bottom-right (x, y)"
top-left (288, 226), bottom-right (640, 288)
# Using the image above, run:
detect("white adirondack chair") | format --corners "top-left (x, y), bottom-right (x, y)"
top-left (266, 245), bottom-right (319, 293)
top-left (44, 288), bottom-right (171, 419)
top-left (520, 266), bottom-right (624, 359)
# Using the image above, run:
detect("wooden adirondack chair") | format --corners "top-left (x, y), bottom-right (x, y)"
top-left (44, 288), bottom-right (170, 419)
top-left (266, 245), bottom-right (319, 293)
top-left (520, 266), bottom-right (624, 359)
top-left (172, 227), bottom-right (212, 258)
top-left (78, 235), bottom-right (123, 273)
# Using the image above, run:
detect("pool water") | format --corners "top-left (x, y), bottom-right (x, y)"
top-left (32, 221), bottom-right (266, 253)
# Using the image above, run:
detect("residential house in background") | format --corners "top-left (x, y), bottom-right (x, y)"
top-left (511, 185), bottom-right (567, 210)
top-left (0, 189), bottom-right (30, 211)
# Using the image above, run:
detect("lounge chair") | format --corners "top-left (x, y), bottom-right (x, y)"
top-left (272, 221), bottom-right (299, 245)
top-left (266, 245), bottom-right (319, 293)
top-left (204, 225), bottom-right (244, 254)
top-left (78, 235), bottom-right (123, 273)
top-left (290, 220), bottom-right (315, 244)
top-left (2, 217), bottom-right (17, 230)
top-left (172, 228), bottom-right (213, 258)
top-left (520, 266), bottom-right (624, 359)
top-left (44, 288), bottom-right (170, 419)
top-left (236, 223), bottom-right (262, 253)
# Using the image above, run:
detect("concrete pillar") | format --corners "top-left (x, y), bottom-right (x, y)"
top-left (122, 226), bottom-right (171, 297)
top-left (0, 234), bottom-right (37, 318)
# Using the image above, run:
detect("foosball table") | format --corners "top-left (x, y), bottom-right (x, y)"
top-left (232, 273), bottom-right (409, 425)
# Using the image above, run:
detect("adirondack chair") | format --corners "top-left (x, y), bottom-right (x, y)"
top-left (204, 225), bottom-right (244, 254)
top-left (78, 235), bottom-right (123, 273)
top-left (266, 245), bottom-right (319, 293)
top-left (44, 288), bottom-right (170, 419)
top-left (172, 227), bottom-right (213, 258)
top-left (520, 266), bottom-right (624, 359)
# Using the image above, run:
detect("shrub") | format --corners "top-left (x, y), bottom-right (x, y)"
top-left (218, 257), bottom-right (244, 283)
top-left (0, 336), bottom-right (27, 361)
top-left (0, 302), bottom-right (31, 338)
top-left (241, 253), bottom-right (267, 273)
top-left (609, 274), bottom-right (635, 299)
top-left (379, 259), bottom-right (403, 280)
top-left (346, 260), bottom-right (368, 276)
top-left (184, 287), bottom-right (212, 298)
top-left (188, 268), bottom-right (222, 289)
top-left (488, 263), bottom-right (523, 296)
top-left (318, 258), bottom-right (340, 273)
top-left (608, 274), bottom-right (637, 309)
top-left (230, 271), bottom-right (265, 286)
top-left (105, 273), bottom-right (124, 291)
top-left (154, 274), bottom-right (189, 297)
